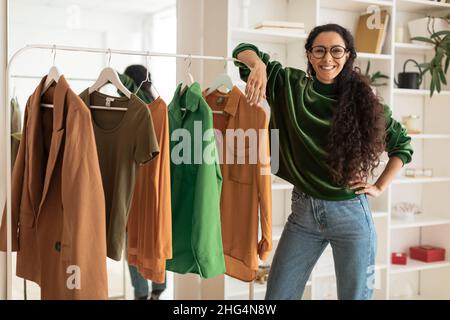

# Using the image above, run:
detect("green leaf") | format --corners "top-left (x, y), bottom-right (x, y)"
top-left (445, 57), bottom-right (450, 74)
top-left (430, 30), bottom-right (450, 39)
top-left (434, 70), bottom-right (442, 93)
top-left (372, 71), bottom-right (381, 78)
top-left (438, 68), bottom-right (447, 85)
top-left (410, 36), bottom-right (436, 44)
top-left (365, 60), bottom-right (370, 76)
top-left (430, 77), bottom-right (436, 97)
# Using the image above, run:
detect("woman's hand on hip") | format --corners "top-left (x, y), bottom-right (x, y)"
top-left (349, 180), bottom-right (383, 198)
top-left (245, 60), bottom-right (267, 106)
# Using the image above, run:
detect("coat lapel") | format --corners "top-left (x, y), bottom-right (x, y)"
top-left (27, 77), bottom-right (47, 219)
top-left (37, 76), bottom-right (69, 220)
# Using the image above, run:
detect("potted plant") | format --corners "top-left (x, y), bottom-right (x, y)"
top-left (410, 14), bottom-right (450, 97)
top-left (362, 60), bottom-right (390, 95)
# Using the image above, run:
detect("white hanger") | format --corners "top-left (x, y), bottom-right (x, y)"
top-left (84, 48), bottom-right (131, 111)
top-left (89, 49), bottom-right (131, 98)
top-left (206, 59), bottom-right (233, 96)
top-left (180, 55), bottom-right (195, 94)
top-left (41, 45), bottom-right (61, 97)
top-left (136, 52), bottom-right (161, 99)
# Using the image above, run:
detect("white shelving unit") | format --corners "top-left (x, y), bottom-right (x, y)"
top-left (214, 0), bottom-right (450, 300)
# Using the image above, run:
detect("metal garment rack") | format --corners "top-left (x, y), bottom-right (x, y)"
top-left (4, 44), bottom-right (249, 300)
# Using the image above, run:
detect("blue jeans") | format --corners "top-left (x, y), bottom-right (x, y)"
top-left (128, 264), bottom-right (167, 298)
top-left (265, 188), bottom-right (377, 300)
top-left (125, 232), bottom-right (166, 299)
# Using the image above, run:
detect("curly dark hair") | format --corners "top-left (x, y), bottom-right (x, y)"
top-left (305, 24), bottom-right (386, 187)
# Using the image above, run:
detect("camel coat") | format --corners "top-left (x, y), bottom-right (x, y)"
top-left (0, 76), bottom-right (108, 299)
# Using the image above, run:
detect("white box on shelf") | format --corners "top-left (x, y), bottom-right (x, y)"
top-left (408, 16), bottom-right (450, 44)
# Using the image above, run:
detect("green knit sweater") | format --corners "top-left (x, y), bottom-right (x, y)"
top-left (232, 43), bottom-right (413, 201)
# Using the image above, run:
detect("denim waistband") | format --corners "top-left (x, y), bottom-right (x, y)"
top-left (293, 186), bottom-right (310, 199)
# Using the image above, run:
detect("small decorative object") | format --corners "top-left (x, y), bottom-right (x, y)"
top-left (255, 265), bottom-right (270, 284)
top-left (363, 60), bottom-right (389, 95)
top-left (392, 202), bottom-right (422, 220)
top-left (394, 59), bottom-right (423, 89)
top-left (410, 245), bottom-right (446, 262)
top-left (401, 115), bottom-right (421, 134)
top-left (423, 168), bottom-right (434, 177)
top-left (391, 252), bottom-right (408, 265)
top-left (254, 20), bottom-right (305, 34)
top-left (396, 26), bottom-right (405, 43)
top-left (405, 167), bottom-right (433, 177)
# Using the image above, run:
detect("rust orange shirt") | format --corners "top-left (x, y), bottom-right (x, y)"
top-left (127, 97), bottom-right (172, 283)
top-left (204, 86), bottom-right (272, 282)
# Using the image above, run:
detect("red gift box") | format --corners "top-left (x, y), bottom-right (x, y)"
top-left (409, 245), bottom-right (446, 263)
top-left (391, 252), bottom-right (407, 265)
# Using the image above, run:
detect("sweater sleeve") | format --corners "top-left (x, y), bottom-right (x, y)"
top-left (384, 104), bottom-right (413, 166)
top-left (232, 43), bottom-right (285, 106)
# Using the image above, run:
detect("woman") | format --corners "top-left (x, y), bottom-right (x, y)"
top-left (232, 24), bottom-right (413, 300)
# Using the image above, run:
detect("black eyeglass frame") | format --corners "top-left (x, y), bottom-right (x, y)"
top-left (308, 45), bottom-right (349, 59)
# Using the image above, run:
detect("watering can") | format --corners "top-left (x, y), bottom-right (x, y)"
top-left (395, 59), bottom-right (423, 89)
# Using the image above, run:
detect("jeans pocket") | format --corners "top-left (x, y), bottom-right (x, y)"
top-left (360, 195), bottom-right (374, 232)
top-left (291, 188), bottom-right (306, 204)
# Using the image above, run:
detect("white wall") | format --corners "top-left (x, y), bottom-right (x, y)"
top-left (0, 0), bottom-right (8, 300)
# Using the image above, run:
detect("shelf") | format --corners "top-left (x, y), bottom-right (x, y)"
top-left (390, 259), bottom-right (450, 274)
top-left (373, 211), bottom-right (389, 218)
top-left (394, 42), bottom-right (433, 54)
top-left (394, 88), bottom-right (450, 96)
top-left (272, 183), bottom-right (294, 190)
top-left (320, 0), bottom-right (393, 11)
top-left (393, 176), bottom-right (450, 184)
top-left (410, 134), bottom-right (450, 140)
top-left (391, 216), bottom-right (450, 229)
top-left (231, 28), bottom-right (308, 44)
top-left (357, 52), bottom-right (392, 60)
top-left (397, 0), bottom-right (450, 13)
top-left (314, 264), bottom-right (387, 278)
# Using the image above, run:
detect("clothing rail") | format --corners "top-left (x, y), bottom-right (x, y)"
top-left (11, 74), bottom-right (97, 82)
top-left (3, 44), bottom-right (245, 300)
top-left (24, 44), bottom-right (242, 62)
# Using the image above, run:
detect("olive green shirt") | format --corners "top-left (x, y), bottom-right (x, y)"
top-left (166, 82), bottom-right (226, 278)
top-left (79, 90), bottom-right (160, 260)
top-left (233, 43), bottom-right (413, 201)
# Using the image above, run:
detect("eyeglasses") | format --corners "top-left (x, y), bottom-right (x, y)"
top-left (309, 45), bottom-right (348, 59)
